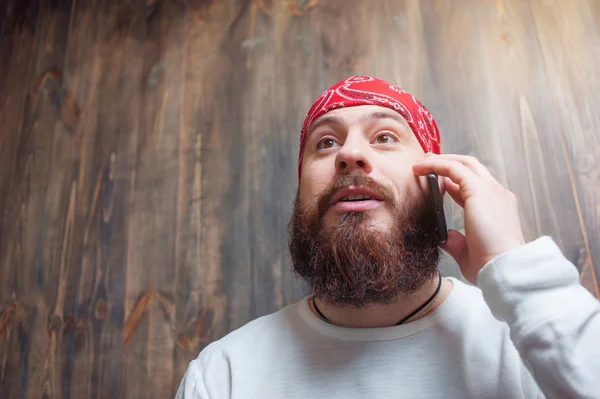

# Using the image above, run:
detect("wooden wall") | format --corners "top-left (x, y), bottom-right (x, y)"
top-left (1, 0), bottom-right (599, 397)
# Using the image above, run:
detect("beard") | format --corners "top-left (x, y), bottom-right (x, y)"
top-left (287, 174), bottom-right (441, 307)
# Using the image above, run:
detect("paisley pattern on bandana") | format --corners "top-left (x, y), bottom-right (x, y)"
top-left (298, 76), bottom-right (441, 179)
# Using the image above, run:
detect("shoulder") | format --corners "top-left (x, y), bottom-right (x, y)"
top-left (443, 278), bottom-right (523, 364)
top-left (448, 277), bottom-right (490, 308)
top-left (178, 302), bottom-right (303, 397)
top-left (444, 277), bottom-right (507, 331)
top-left (196, 301), bottom-right (303, 366)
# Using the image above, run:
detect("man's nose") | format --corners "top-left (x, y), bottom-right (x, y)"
top-left (334, 139), bottom-right (373, 174)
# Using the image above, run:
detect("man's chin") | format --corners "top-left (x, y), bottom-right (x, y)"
top-left (324, 210), bottom-right (391, 230)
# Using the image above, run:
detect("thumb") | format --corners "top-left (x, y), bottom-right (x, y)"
top-left (441, 229), bottom-right (469, 267)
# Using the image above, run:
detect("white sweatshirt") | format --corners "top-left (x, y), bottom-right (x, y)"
top-left (176, 237), bottom-right (600, 398)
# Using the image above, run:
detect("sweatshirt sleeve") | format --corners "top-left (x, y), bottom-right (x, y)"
top-left (477, 236), bottom-right (600, 399)
top-left (175, 345), bottom-right (233, 399)
top-left (175, 360), bottom-right (210, 399)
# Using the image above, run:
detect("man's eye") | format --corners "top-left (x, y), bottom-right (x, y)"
top-left (317, 138), bottom-right (337, 149)
top-left (375, 133), bottom-right (396, 144)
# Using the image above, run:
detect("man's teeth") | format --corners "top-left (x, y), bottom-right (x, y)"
top-left (340, 194), bottom-right (373, 201)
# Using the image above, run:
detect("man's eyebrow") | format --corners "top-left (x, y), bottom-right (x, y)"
top-left (306, 111), bottom-right (408, 138)
top-left (306, 116), bottom-right (347, 138)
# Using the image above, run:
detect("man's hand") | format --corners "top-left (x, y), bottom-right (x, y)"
top-left (413, 153), bottom-right (526, 284)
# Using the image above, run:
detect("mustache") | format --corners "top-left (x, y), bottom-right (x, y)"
top-left (315, 174), bottom-right (395, 220)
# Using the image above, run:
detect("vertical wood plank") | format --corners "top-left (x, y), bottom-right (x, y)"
top-left (0, 2), bottom-right (8, 42)
top-left (0, 0), bottom-right (75, 397)
top-left (0, 0), bottom-right (40, 255)
top-left (173, 0), bottom-right (228, 386)
top-left (123, 1), bottom-right (187, 397)
top-left (239, 0), bottom-right (283, 323)
top-left (0, 2), bottom-right (42, 395)
top-left (28, 0), bottom-right (76, 396)
top-left (212, 0), bottom-right (254, 334)
top-left (85, 0), bottom-right (148, 396)
top-left (57, 0), bottom-right (121, 397)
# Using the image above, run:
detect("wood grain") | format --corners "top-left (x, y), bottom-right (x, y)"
top-left (0, 0), bottom-right (75, 397)
top-left (121, 1), bottom-right (187, 397)
top-left (419, 0), bottom-right (594, 286)
top-left (529, 0), bottom-right (600, 296)
top-left (1, 1), bottom-right (599, 397)
top-left (173, 0), bottom-right (230, 386)
top-left (0, 0), bottom-right (40, 277)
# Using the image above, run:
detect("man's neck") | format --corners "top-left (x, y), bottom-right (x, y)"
top-left (310, 275), bottom-right (454, 328)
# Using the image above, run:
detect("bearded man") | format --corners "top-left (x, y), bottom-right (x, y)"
top-left (176, 76), bottom-right (600, 399)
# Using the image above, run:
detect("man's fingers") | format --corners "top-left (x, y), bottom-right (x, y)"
top-left (425, 153), bottom-right (495, 181)
top-left (413, 157), bottom-right (478, 189)
top-left (443, 177), bottom-right (464, 208)
top-left (440, 229), bottom-right (467, 261)
top-left (440, 229), bottom-right (475, 284)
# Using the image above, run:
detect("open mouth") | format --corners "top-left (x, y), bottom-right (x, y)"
top-left (330, 187), bottom-right (384, 212)
top-left (339, 194), bottom-right (374, 202)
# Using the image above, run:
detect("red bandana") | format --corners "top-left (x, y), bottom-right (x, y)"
top-left (298, 76), bottom-right (441, 179)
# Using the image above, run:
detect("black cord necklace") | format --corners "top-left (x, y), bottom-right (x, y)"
top-left (312, 274), bottom-right (443, 326)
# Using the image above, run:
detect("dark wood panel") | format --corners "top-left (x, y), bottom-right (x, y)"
top-left (121, 1), bottom-right (187, 397)
top-left (529, 0), bottom-right (600, 297)
top-left (174, 0), bottom-right (231, 386)
top-left (61, 0), bottom-right (128, 397)
top-left (1, 1), bottom-right (599, 398)
top-left (86, 0), bottom-right (147, 395)
top-left (0, 2), bottom-right (7, 43)
top-left (0, 0), bottom-right (75, 397)
top-left (0, 0), bottom-right (40, 254)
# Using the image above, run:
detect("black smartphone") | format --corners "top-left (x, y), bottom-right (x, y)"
top-left (427, 173), bottom-right (448, 244)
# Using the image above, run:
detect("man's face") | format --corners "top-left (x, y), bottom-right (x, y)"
top-left (298, 105), bottom-right (428, 228)
top-left (289, 105), bottom-right (441, 307)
